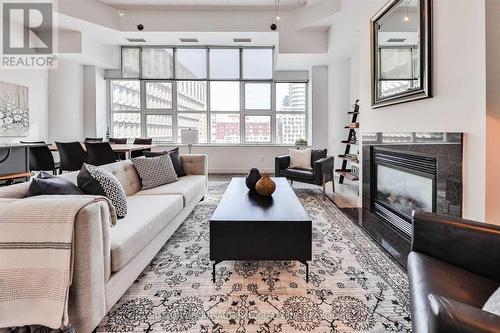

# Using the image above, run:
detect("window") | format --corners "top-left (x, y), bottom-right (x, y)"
top-left (145, 82), bottom-right (172, 109)
top-left (209, 48), bottom-right (240, 79)
top-left (242, 48), bottom-right (273, 80)
top-left (276, 83), bottom-right (306, 112)
top-left (141, 48), bottom-right (173, 79)
top-left (177, 81), bottom-right (207, 111)
top-left (245, 83), bottom-right (271, 110)
top-left (146, 114), bottom-right (172, 141)
top-left (210, 82), bottom-right (240, 111)
top-left (275, 82), bottom-right (307, 144)
top-left (211, 114), bottom-right (240, 144)
top-left (121, 47), bottom-right (140, 78)
top-left (175, 48), bottom-right (207, 79)
top-left (245, 116), bottom-right (271, 143)
top-left (110, 47), bottom-right (308, 144)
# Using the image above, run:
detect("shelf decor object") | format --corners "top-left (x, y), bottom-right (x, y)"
top-left (336, 100), bottom-right (360, 184)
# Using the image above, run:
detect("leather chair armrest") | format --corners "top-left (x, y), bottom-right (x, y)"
top-left (313, 156), bottom-right (334, 182)
top-left (275, 155), bottom-right (290, 177)
top-left (428, 294), bottom-right (500, 333)
top-left (412, 212), bottom-right (500, 281)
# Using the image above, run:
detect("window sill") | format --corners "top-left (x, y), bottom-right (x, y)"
top-left (154, 143), bottom-right (310, 148)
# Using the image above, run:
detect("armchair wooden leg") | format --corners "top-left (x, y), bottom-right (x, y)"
top-left (322, 175), bottom-right (326, 199)
top-left (331, 170), bottom-right (335, 193)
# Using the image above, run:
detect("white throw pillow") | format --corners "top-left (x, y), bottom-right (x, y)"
top-left (483, 287), bottom-right (500, 316)
top-left (289, 148), bottom-right (312, 170)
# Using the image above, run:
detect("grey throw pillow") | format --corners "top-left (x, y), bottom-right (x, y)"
top-left (132, 154), bottom-right (178, 190)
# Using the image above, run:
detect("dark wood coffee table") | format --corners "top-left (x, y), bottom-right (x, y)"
top-left (210, 177), bottom-right (312, 282)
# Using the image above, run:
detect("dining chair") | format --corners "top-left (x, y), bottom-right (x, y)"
top-left (85, 142), bottom-right (117, 166)
top-left (108, 138), bottom-right (128, 160)
top-left (108, 138), bottom-right (127, 144)
top-left (131, 138), bottom-right (153, 158)
top-left (56, 141), bottom-right (87, 173)
top-left (84, 137), bottom-right (103, 142)
top-left (20, 141), bottom-right (60, 175)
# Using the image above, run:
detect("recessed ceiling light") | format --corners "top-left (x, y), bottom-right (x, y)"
top-left (179, 38), bottom-right (198, 43)
top-left (126, 38), bottom-right (146, 43)
top-left (233, 38), bottom-right (252, 43)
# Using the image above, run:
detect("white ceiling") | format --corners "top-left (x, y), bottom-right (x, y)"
top-left (99, 0), bottom-right (320, 8)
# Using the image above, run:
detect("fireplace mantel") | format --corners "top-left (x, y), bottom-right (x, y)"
top-left (362, 132), bottom-right (463, 237)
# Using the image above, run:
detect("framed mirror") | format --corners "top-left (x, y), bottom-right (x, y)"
top-left (371, 0), bottom-right (432, 108)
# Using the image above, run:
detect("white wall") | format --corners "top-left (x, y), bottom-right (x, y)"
top-left (157, 145), bottom-right (291, 174)
top-left (311, 66), bottom-right (329, 148)
top-left (48, 59), bottom-right (85, 142)
top-left (328, 59), bottom-right (352, 170)
top-left (83, 66), bottom-right (108, 138)
top-left (358, 0), bottom-right (487, 221)
top-left (485, 0), bottom-right (500, 225)
top-left (0, 69), bottom-right (48, 144)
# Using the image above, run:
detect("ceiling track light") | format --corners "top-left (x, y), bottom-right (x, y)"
top-left (270, 0), bottom-right (280, 31)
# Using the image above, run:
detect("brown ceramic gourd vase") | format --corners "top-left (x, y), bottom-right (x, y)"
top-left (255, 173), bottom-right (276, 197)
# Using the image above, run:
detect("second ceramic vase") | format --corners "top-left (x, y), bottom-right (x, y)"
top-left (255, 173), bottom-right (276, 197)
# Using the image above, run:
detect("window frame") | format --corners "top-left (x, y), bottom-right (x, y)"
top-left (111, 46), bottom-right (309, 145)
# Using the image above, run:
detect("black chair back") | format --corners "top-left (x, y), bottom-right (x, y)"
top-left (84, 137), bottom-right (103, 142)
top-left (56, 141), bottom-right (86, 172)
top-left (85, 142), bottom-right (116, 166)
top-left (131, 138), bottom-right (153, 158)
top-left (108, 138), bottom-right (127, 144)
top-left (20, 141), bottom-right (55, 172)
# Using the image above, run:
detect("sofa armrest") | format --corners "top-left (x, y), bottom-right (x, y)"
top-left (412, 212), bottom-right (500, 281)
top-left (275, 155), bottom-right (290, 177)
top-left (313, 156), bottom-right (334, 182)
top-left (180, 154), bottom-right (208, 176)
top-left (69, 201), bottom-right (112, 332)
top-left (428, 294), bottom-right (500, 333)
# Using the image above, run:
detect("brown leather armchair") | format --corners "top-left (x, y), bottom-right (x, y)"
top-left (409, 213), bottom-right (500, 333)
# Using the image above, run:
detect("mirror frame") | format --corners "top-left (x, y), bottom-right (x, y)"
top-left (371, 0), bottom-right (433, 108)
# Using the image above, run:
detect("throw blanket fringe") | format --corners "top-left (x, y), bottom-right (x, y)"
top-left (0, 196), bottom-right (116, 329)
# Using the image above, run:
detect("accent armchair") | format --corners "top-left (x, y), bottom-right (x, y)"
top-left (409, 212), bottom-right (500, 333)
top-left (275, 149), bottom-right (335, 195)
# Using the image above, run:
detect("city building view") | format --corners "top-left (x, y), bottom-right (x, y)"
top-left (111, 48), bottom-right (307, 144)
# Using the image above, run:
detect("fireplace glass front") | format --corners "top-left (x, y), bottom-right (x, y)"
top-left (376, 165), bottom-right (433, 218)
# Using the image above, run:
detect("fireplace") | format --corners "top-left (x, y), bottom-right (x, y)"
top-left (372, 149), bottom-right (436, 236)
top-left (362, 132), bottom-right (463, 240)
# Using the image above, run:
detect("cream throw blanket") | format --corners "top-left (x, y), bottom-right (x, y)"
top-left (0, 196), bottom-right (116, 329)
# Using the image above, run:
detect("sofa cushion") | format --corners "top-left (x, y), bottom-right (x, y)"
top-left (110, 195), bottom-right (183, 272)
top-left (132, 155), bottom-right (178, 190)
top-left (28, 172), bottom-right (83, 196)
top-left (289, 148), bottom-right (312, 170)
top-left (144, 147), bottom-right (186, 177)
top-left (78, 164), bottom-right (128, 218)
top-left (408, 252), bottom-right (499, 333)
top-left (279, 168), bottom-right (314, 181)
top-left (135, 175), bottom-right (206, 206)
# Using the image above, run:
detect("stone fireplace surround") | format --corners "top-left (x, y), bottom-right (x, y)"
top-left (362, 132), bottom-right (463, 235)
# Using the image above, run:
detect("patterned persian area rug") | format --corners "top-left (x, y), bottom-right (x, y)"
top-left (98, 188), bottom-right (411, 333)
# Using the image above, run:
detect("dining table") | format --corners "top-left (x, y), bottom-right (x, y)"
top-left (49, 143), bottom-right (156, 160)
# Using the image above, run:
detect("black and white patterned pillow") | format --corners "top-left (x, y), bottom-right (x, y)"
top-left (132, 154), bottom-right (178, 190)
top-left (77, 163), bottom-right (128, 218)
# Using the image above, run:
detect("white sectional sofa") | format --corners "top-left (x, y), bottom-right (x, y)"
top-left (0, 154), bottom-right (208, 332)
